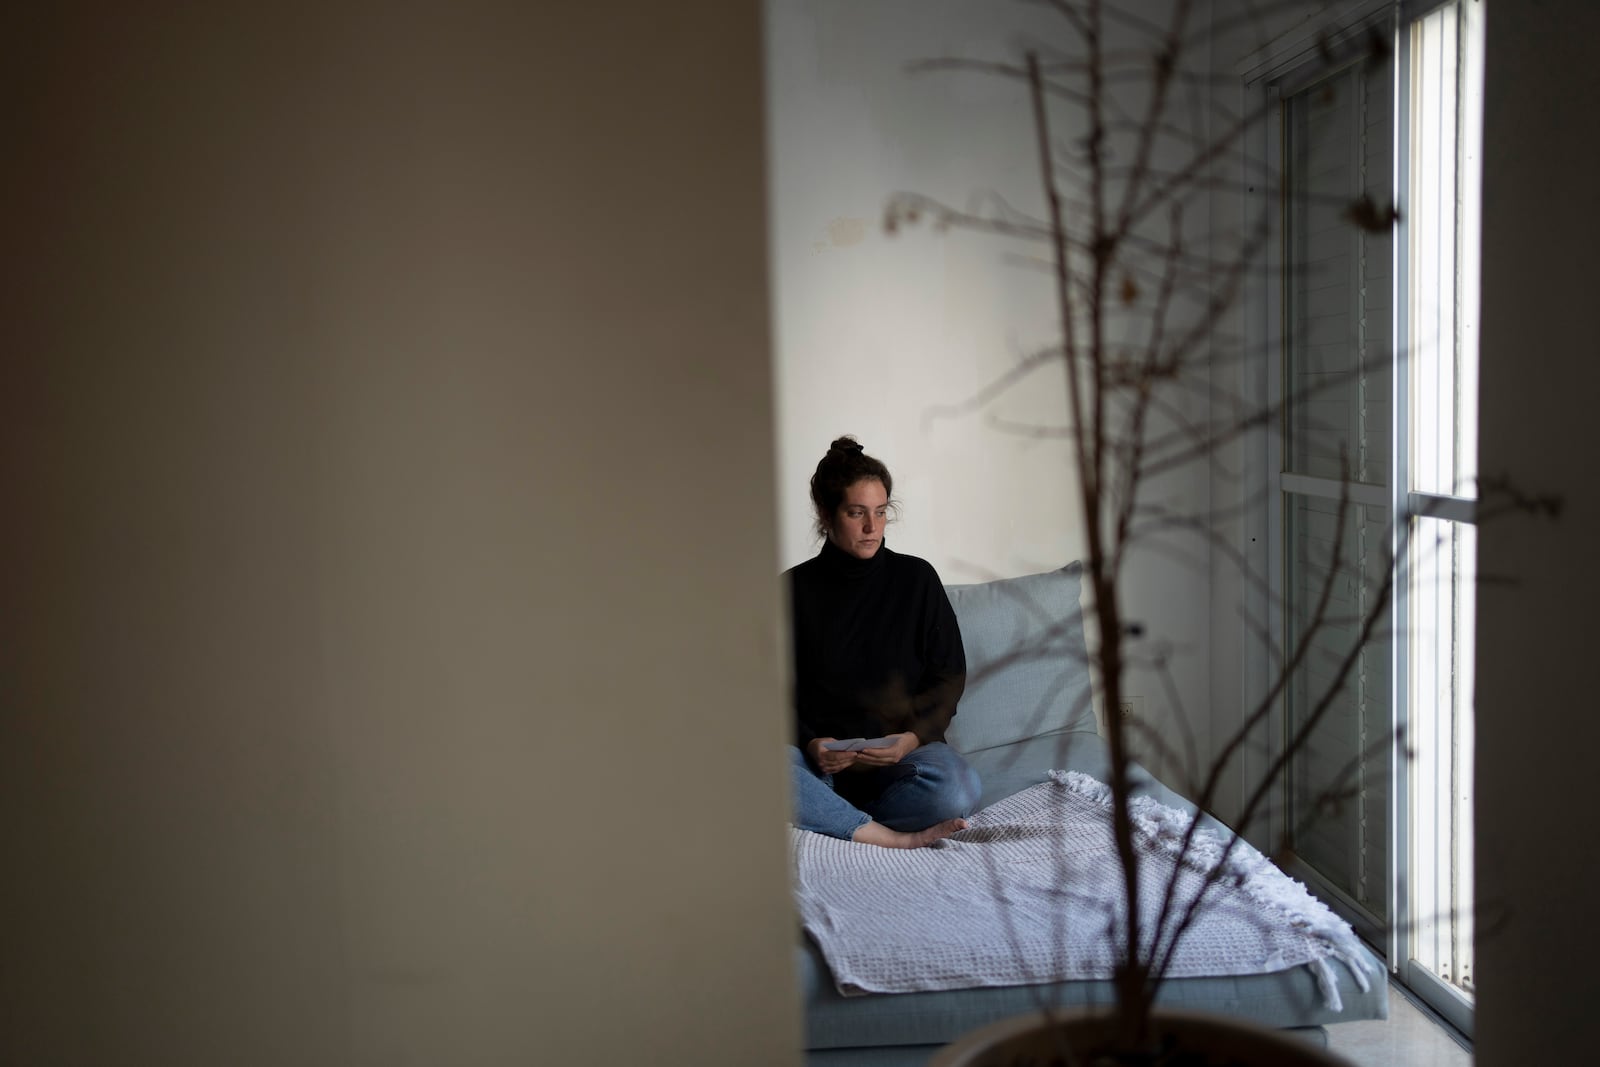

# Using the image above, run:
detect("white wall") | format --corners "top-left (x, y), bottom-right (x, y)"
top-left (766, 0), bottom-right (1078, 580)
top-left (0, 6), bottom-right (798, 1066)
top-left (1474, 0), bottom-right (1600, 1060)
top-left (765, 0), bottom-right (1217, 775)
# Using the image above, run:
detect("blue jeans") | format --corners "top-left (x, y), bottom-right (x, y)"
top-left (789, 742), bottom-right (982, 840)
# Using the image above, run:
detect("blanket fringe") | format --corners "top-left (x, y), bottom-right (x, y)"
top-left (1311, 958), bottom-right (1344, 1013)
top-left (1047, 769), bottom-right (1375, 1009)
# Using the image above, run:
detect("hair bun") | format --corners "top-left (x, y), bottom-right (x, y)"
top-left (830, 436), bottom-right (865, 455)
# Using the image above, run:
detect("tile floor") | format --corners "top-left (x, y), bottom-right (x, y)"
top-left (1326, 982), bottom-right (1471, 1066)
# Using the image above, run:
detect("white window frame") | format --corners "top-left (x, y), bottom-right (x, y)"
top-left (1238, 0), bottom-right (1481, 1038)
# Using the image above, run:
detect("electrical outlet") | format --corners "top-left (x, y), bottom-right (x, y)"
top-left (1118, 695), bottom-right (1145, 720)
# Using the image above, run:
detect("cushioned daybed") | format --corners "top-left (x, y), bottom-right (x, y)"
top-left (795, 563), bottom-right (1388, 1066)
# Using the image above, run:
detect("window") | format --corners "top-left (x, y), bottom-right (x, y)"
top-left (1396, 0), bottom-right (1483, 1024)
top-left (1258, 0), bottom-right (1484, 1035)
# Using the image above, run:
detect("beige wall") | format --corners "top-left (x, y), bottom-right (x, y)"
top-left (0, 6), bottom-right (798, 1066)
top-left (1475, 0), bottom-right (1600, 1060)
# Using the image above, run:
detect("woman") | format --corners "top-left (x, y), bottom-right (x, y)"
top-left (786, 436), bottom-right (982, 848)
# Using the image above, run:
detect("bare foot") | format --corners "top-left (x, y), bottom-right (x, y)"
top-left (851, 817), bottom-right (968, 849)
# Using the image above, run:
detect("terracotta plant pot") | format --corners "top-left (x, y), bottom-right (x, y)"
top-left (930, 1008), bottom-right (1355, 1067)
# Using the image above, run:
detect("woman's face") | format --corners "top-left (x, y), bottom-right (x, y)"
top-left (827, 478), bottom-right (889, 559)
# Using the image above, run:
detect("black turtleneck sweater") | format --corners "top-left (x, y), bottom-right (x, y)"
top-left (785, 540), bottom-right (966, 751)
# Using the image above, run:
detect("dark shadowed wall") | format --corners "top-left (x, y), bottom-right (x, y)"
top-left (1476, 0), bottom-right (1600, 1061)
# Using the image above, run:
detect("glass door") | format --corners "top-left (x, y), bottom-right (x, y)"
top-left (1272, 0), bottom-right (1484, 1036)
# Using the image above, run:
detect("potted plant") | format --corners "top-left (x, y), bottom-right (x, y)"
top-left (933, 1008), bottom-right (1357, 1067)
top-left (872, 1), bottom-right (1548, 1062)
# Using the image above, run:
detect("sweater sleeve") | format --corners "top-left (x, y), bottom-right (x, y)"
top-left (794, 709), bottom-right (817, 749)
top-left (786, 566), bottom-right (820, 750)
top-left (909, 568), bottom-right (966, 745)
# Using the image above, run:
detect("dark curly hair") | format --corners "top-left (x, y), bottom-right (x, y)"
top-left (809, 436), bottom-right (896, 540)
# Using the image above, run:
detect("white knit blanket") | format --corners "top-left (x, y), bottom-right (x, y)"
top-left (793, 771), bottom-right (1375, 1010)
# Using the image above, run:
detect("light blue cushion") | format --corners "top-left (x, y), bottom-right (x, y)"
top-left (943, 564), bottom-right (1094, 753)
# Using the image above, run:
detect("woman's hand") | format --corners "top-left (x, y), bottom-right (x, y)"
top-left (851, 732), bottom-right (919, 767)
top-left (807, 737), bottom-right (860, 775)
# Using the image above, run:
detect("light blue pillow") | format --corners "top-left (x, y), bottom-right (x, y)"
top-left (943, 563), bottom-right (1095, 753)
